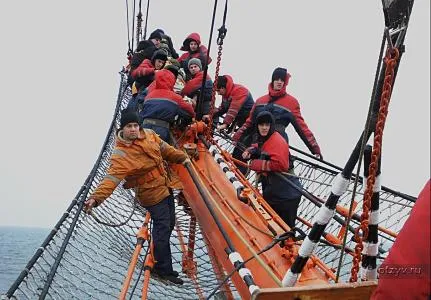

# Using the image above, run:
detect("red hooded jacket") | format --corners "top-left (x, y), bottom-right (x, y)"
top-left (178, 33), bottom-right (212, 67)
top-left (215, 75), bottom-right (254, 126)
top-left (131, 59), bottom-right (155, 79)
top-left (233, 73), bottom-right (321, 156)
top-left (249, 131), bottom-right (289, 172)
top-left (141, 70), bottom-right (195, 122)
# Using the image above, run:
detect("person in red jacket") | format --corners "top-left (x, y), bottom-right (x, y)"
top-left (141, 69), bottom-right (195, 143)
top-left (372, 180), bottom-right (430, 299)
top-left (214, 75), bottom-right (254, 131)
top-left (180, 58), bottom-right (213, 121)
top-left (178, 32), bottom-right (212, 80)
top-left (130, 49), bottom-right (167, 92)
top-left (214, 75), bottom-right (254, 173)
top-left (234, 67), bottom-right (322, 160)
top-left (242, 111), bottom-right (302, 229)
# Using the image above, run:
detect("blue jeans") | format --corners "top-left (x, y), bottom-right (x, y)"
top-left (144, 195), bottom-right (176, 274)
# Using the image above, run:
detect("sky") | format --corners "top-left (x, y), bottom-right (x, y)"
top-left (0, 1), bottom-right (429, 228)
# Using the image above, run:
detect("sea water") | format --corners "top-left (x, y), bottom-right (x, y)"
top-left (0, 226), bottom-right (49, 294)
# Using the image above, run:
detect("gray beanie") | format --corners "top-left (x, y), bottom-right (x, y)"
top-left (188, 58), bottom-right (202, 70)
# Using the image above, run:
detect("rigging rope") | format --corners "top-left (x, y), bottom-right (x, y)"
top-left (207, 0), bottom-right (228, 134)
top-left (142, 0), bottom-right (150, 40)
top-left (131, 0), bottom-right (136, 52)
top-left (350, 47), bottom-right (400, 282)
top-left (89, 200), bottom-right (137, 227)
top-left (207, 230), bottom-right (300, 299)
top-left (335, 29), bottom-right (387, 282)
top-left (135, 0), bottom-right (143, 44)
top-left (125, 0), bottom-right (132, 56)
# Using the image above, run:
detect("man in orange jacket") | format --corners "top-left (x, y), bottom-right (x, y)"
top-left (84, 109), bottom-right (190, 285)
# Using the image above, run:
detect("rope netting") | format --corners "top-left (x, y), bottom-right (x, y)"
top-left (5, 73), bottom-right (237, 300)
top-left (213, 136), bottom-right (415, 282)
top-left (5, 71), bottom-right (415, 299)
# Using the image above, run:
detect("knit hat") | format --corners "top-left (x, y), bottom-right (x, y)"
top-left (216, 75), bottom-right (227, 89)
top-left (154, 28), bottom-right (165, 35)
top-left (256, 111), bottom-right (275, 125)
top-left (120, 109), bottom-right (140, 129)
top-left (255, 111), bottom-right (275, 142)
top-left (148, 30), bottom-right (163, 41)
top-left (158, 43), bottom-right (171, 56)
top-left (271, 67), bottom-right (288, 82)
top-left (151, 49), bottom-right (168, 63)
top-left (136, 40), bottom-right (154, 52)
top-left (188, 58), bottom-right (202, 70)
top-left (165, 64), bottom-right (179, 78)
top-left (168, 58), bottom-right (181, 69)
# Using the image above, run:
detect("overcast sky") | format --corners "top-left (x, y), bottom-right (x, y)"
top-left (0, 1), bottom-right (429, 228)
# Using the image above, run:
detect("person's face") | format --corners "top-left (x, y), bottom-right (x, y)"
top-left (151, 38), bottom-right (161, 48)
top-left (258, 123), bottom-right (270, 136)
top-left (154, 59), bottom-right (165, 70)
top-left (217, 87), bottom-right (226, 96)
top-left (123, 123), bottom-right (140, 140)
top-left (189, 64), bottom-right (200, 75)
top-left (273, 78), bottom-right (285, 91)
top-left (189, 41), bottom-right (199, 51)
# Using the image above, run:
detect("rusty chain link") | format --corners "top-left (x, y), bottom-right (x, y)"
top-left (206, 32), bottom-right (226, 137)
top-left (350, 47), bottom-right (400, 282)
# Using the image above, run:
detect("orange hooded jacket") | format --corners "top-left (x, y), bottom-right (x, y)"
top-left (90, 129), bottom-right (187, 207)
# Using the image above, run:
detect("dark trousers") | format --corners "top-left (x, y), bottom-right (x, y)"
top-left (144, 195), bottom-right (176, 274)
top-left (232, 133), bottom-right (252, 175)
top-left (269, 197), bottom-right (301, 229)
top-left (127, 88), bottom-right (148, 112)
top-left (142, 123), bottom-right (170, 143)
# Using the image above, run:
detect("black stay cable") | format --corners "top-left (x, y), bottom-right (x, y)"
top-left (136, 0), bottom-right (143, 43)
top-left (125, 0), bottom-right (132, 55)
top-left (196, 0), bottom-right (220, 119)
top-left (131, 0), bottom-right (136, 52)
top-left (143, 0), bottom-right (150, 40)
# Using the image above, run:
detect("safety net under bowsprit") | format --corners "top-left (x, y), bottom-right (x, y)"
top-left (4, 72), bottom-right (416, 300)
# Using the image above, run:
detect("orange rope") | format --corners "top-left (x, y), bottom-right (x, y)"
top-left (119, 213), bottom-right (151, 300)
top-left (350, 47), bottom-right (400, 282)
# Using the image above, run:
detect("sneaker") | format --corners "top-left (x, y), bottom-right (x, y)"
top-left (161, 274), bottom-right (183, 285)
top-left (152, 269), bottom-right (183, 285)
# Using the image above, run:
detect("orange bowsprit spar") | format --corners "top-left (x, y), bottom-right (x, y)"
top-left (169, 123), bottom-right (333, 299)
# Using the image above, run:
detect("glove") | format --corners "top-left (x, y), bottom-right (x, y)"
top-left (312, 144), bottom-right (322, 160)
top-left (232, 130), bottom-right (242, 142)
top-left (247, 147), bottom-right (261, 160)
top-left (260, 151), bottom-right (270, 160)
top-left (182, 158), bottom-right (192, 166)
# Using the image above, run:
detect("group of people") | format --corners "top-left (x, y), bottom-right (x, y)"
top-left (84, 29), bottom-right (323, 285)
